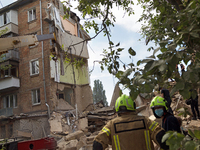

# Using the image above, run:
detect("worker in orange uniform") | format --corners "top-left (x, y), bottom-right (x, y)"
top-left (93, 94), bottom-right (169, 150)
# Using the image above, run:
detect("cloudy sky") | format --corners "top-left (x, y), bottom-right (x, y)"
top-left (1, 0), bottom-right (155, 105)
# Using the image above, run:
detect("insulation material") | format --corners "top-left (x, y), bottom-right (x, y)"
top-left (53, 6), bottom-right (64, 32)
top-left (50, 59), bottom-right (60, 82)
top-left (54, 60), bottom-right (60, 82)
top-left (49, 4), bottom-right (89, 58)
top-left (57, 29), bottom-right (89, 58)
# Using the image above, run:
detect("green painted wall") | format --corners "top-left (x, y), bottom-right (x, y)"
top-left (60, 61), bottom-right (89, 85)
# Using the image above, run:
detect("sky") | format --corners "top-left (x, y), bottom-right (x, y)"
top-left (1, 0), bottom-right (155, 105)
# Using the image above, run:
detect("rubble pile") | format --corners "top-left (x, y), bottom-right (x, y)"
top-left (49, 102), bottom-right (116, 150)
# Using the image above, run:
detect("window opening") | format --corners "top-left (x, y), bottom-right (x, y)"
top-left (0, 11), bottom-right (10, 27)
top-left (59, 93), bottom-right (64, 99)
top-left (28, 8), bottom-right (36, 22)
top-left (3, 94), bottom-right (17, 108)
top-left (30, 60), bottom-right (39, 75)
top-left (32, 89), bottom-right (40, 104)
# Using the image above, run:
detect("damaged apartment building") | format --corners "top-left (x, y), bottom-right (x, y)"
top-left (0, 0), bottom-right (93, 139)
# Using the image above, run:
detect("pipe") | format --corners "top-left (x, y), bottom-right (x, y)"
top-left (40, 0), bottom-right (50, 118)
top-left (46, 103), bottom-right (50, 119)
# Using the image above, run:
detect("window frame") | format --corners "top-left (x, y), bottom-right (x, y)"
top-left (30, 59), bottom-right (39, 76)
top-left (0, 65), bottom-right (18, 78)
top-left (0, 11), bottom-right (10, 27)
top-left (31, 89), bottom-right (40, 105)
top-left (3, 94), bottom-right (17, 108)
top-left (28, 8), bottom-right (36, 22)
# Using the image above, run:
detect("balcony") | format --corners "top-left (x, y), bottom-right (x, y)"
top-left (0, 10), bottom-right (18, 36)
top-left (0, 76), bottom-right (20, 92)
top-left (0, 108), bottom-right (13, 117)
top-left (0, 50), bottom-right (19, 61)
top-left (0, 22), bottom-right (18, 35)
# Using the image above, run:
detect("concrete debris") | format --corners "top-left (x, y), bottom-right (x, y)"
top-left (49, 112), bottom-right (63, 133)
top-left (48, 102), bottom-right (117, 150)
top-left (65, 130), bottom-right (84, 141)
top-left (17, 130), bottom-right (33, 138)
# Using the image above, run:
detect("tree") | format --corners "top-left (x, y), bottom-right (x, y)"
top-left (63, 0), bottom-right (200, 148)
top-left (93, 79), bottom-right (108, 106)
top-left (63, 0), bottom-right (200, 101)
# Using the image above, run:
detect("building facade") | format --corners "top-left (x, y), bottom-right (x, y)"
top-left (0, 0), bottom-right (93, 139)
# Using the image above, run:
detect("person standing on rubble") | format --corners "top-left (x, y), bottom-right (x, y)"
top-left (186, 90), bottom-right (200, 120)
top-left (159, 87), bottom-right (173, 114)
top-left (93, 94), bottom-right (169, 150)
top-left (150, 96), bottom-right (181, 133)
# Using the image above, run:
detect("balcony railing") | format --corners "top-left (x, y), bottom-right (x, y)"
top-left (0, 22), bottom-right (18, 35)
top-left (0, 76), bottom-right (20, 92)
top-left (0, 50), bottom-right (19, 61)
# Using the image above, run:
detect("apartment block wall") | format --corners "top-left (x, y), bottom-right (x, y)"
top-left (14, 0), bottom-right (52, 114)
top-left (0, 0), bottom-right (93, 139)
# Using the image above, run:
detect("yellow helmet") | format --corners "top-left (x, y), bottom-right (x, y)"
top-left (150, 96), bottom-right (168, 110)
top-left (115, 94), bottom-right (135, 113)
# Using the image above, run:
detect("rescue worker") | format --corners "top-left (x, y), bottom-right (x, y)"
top-left (93, 94), bottom-right (169, 150)
top-left (150, 96), bottom-right (181, 133)
top-left (187, 90), bottom-right (200, 120)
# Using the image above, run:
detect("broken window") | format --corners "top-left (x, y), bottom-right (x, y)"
top-left (10, 67), bottom-right (17, 77)
top-left (32, 89), bottom-right (40, 105)
top-left (64, 88), bottom-right (73, 104)
top-left (59, 93), bottom-right (64, 99)
top-left (4, 68), bottom-right (9, 77)
top-left (0, 11), bottom-right (10, 27)
top-left (28, 8), bottom-right (36, 22)
top-left (30, 59), bottom-right (39, 75)
top-left (3, 94), bottom-right (17, 108)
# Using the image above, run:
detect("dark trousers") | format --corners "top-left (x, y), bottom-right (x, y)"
top-left (191, 101), bottom-right (200, 118)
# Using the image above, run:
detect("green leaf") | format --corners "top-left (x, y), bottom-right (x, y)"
top-left (179, 89), bottom-right (190, 100)
top-left (128, 47), bottom-right (136, 56)
top-left (190, 72), bottom-right (199, 83)
top-left (116, 42), bottom-right (120, 47)
top-left (153, 47), bottom-right (160, 56)
top-left (188, 129), bottom-right (195, 138)
top-left (117, 48), bottom-right (124, 52)
top-left (109, 41), bottom-right (114, 45)
top-left (194, 130), bottom-right (200, 140)
top-left (176, 80), bottom-right (185, 90)
top-left (140, 59), bottom-right (154, 64)
top-left (190, 32), bottom-right (199, 38)
top-left (158, 63), bottom-right (167, 72)
top-left (183, 71), bottom-right (190, 80)
top-left (162, 132), bottom-right (171, 143)
top-left (184, 141), bottom-right (196, 150)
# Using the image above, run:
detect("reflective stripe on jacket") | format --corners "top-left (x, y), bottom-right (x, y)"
top-left (94, 112), bottom-right (164, 150)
